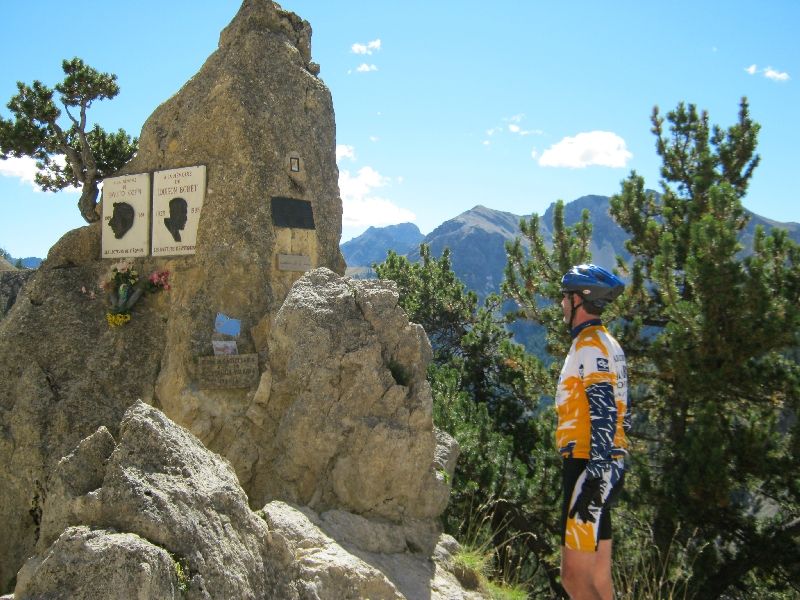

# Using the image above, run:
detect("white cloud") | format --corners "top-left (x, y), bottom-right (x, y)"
top-left (0, 156), bottom-right (38, 187)
top-left (530, 148), bottom-right (539, 160)
top-left (508, 124), bottom-right (542, 136)
top-left (488, 114), bottom-right (543, 139)
top-left (745, 64), bottom-right (790, 81)
top-left (369, 136), bottom-right (380, 143)
top-left (764, 67), bottom-right (790, 81)
top-left (482, 140), bottom-right (491, 146)
top-left (339, 166), bottom-right (388, 199)
top-left (356, 63), bottom-right (378, 73)
top-left (539, 131), bottom-right (632, 168)
top-left (336, 145), bottom-right (356, 162)
top-left (0, 155), bottom-right (78, 193)
top-left (352, 39), bottom-right (381, 55)
top-left (338, 166), bottom-right (415, 228)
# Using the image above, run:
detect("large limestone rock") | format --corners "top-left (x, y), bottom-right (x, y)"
top-left (16, 402), bottom-right (297, 599)
top-left (118, 0), bottom-right (345, 463)
top-left (246, 268), bottom-right (453, 547)
top-left (13, 402), bottom-right (480, 599)
top-left (0, 0), bottom-right (344, 587)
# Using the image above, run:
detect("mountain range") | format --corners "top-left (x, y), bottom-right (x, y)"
top-left (342, 195), bottom-right (800, 300)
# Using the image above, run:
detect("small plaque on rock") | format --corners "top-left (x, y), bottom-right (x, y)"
top-left (198, 354), bottom-right (259, 389)
top-left (271, 197), bottom-right (315, 229)
top-left (277, 254), bottom-right (311, 272)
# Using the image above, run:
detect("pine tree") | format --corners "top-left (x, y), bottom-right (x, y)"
top-left (609, 98), bottom-right (800, 597)
top-left (0, 58), bottom-right (137, 223)
top-left (503, 99), bottom-right (799, 597)
top-left (375, 245), bottom-right (566, 597)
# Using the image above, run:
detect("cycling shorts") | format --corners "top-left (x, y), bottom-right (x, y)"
top-left (561, 457), bottom-right (624, 552)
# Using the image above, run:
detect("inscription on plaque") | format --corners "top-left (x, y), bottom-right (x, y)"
top-left (152, 165), bottom-right (206, 256)
top-left (271, 197), bottom-right (315, 229)
top-left (101, 173), bottom-right (151, 259)
top-left (278, 254), bottom-right (311, 272)
top-left (198, 353), bottom-right (259, 389)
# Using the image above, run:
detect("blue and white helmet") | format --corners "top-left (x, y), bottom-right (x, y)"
top-left (561, 264), bottom-right (624, 312)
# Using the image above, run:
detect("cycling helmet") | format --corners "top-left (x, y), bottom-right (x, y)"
top-left (561, 264), bottom-right (624, 313)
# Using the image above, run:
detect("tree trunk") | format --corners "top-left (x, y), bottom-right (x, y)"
top-left (78, 180), bottom-right (100, 223)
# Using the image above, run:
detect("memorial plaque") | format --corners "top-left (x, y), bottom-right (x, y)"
top-left (277, 254), bottom-right (311, 272)
top-left (271, 197), bottom-right (315, 229)
top-left (152, 165), bottom-right (206, 256)
top-left (101, 173), bottom-right (150, 259)
top-left (198, 353), bottom-right (259, 389)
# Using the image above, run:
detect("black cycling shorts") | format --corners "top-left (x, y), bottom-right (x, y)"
top-left (561, 457), bottom-right (624, 550)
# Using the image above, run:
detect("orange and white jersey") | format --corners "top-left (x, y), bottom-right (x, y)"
top-left (555, 320), bottom-right (629, 475)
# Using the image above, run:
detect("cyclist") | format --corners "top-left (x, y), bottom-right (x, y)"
top-left (557, 264), bottom-right (629, 600)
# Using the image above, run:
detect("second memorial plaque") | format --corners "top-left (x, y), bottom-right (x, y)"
top-left (152, 165), bottom-right (206, 256)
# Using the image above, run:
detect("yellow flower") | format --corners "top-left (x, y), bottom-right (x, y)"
top-left (106, 312), bottom-right (132, 327)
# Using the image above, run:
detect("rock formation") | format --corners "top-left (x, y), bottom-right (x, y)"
top-left (247, 269), bottom-right (452, 548)
top-left (115, 0), bottom-right (346, 471)
top-left (0, 2), bottom-right (479, 596)
top-left (13, 402), bottom-right (477, 599)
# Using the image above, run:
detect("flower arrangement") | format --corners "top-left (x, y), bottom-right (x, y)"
top-left (100, 261), bottom-right (170, 327)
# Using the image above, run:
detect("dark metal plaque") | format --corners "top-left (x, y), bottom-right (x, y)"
top-left (271, 197), bottom-right (315, 229)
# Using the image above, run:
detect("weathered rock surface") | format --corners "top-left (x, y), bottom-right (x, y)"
top-left (246, 268), bottom-right (455, 551)
top-left (0, 235), bottom-right (170, 590)
top-left (13, 402), bottom-right (481, 599)
top-left (0, 259), bottom-right (459, 592)
top-left (17, 401), bottom-right (296, 599)
top-left (15, 526), bottom-right (180, 600)
top-left (0, 270), bottom-right (32, 320)
top-left (261, 502), bottom-right (487, 600)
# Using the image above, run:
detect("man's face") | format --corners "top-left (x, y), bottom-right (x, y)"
top-left (561, 292), bottom-right (574, 325)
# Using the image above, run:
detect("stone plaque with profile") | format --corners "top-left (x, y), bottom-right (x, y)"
top-left (277, 254), bottom-right (311, 272)
top-left (101, 173), bottom-right (151, 259)
top-left (197, 353), bottom-right (259, 389)
top-left (152, 165), bottom-right (206, 256)
top-left (271, 197), bottom-right (315, 229)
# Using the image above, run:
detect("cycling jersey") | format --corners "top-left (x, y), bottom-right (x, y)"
top-left (556, 319), bottom-right (630, 551)
top-left (555, 319), bottom-right (630, 478)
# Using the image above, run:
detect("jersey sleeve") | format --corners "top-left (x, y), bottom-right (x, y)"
top-left (578, 345), bottom-right (618, 479)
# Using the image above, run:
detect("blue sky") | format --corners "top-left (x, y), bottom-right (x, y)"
top-left (1, 1), bottom-right (798, 258)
